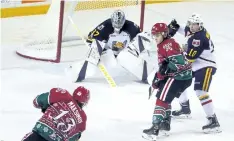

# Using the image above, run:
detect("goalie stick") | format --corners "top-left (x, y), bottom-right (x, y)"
top-left (68, 16), bottom-right (117, 87)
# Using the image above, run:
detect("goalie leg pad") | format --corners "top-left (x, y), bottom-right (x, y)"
top-left (142, 60), bottom-right (148, 83)
top-left (70, 61), bottom-right (97, 83)
top-left (86, 39), bottom-right (106, 65)
top-left (72, 40), bottom-right (106, 82)
top-left (100, 49), bottom-right (117, 68)
top-left (117, 48), bottom-right (146, 81)
top-left (76, 60), bottom-right (88, 82)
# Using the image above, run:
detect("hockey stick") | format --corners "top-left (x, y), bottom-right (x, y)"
top-left (68, 16), bottom-right (117, 87)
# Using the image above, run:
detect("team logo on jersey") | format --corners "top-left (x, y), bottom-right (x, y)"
top-left (112, 40), bottom-right (127, 49)
top-left (114, 42), bottom-right (124, 48)
top-left (192, 39), bottom-right (200, 47)
top-left (163, 42), bottom-right (173, 51)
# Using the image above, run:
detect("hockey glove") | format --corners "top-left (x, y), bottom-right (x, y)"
top-left (33, 96), bottom-right (40, 109)
top-left (159, 59), bottom-right (169, 75)
top-left (152, 72), bottom-right (165, 88)
top-left (41, 108), bottom-right (47, 113)
top-left (148, 72), bottom-right (165, 99)
top-left (168, 19), bottom-right (180, 37)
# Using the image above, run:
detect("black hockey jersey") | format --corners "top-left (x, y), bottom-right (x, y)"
top-left (186, 28), bottom-right (216, 71)
top-left (87, 19), bottom-right (140, 43)
top-left (86, 19), bottom-right (141, 55)
top-left (168, 24), bottom-right (216, 71)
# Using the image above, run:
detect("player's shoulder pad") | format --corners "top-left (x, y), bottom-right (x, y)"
top-left (87, 19), bottom-right (113, 42)
top-left (122, 20), bottom-right (141, 40)
top-left (193, 28), bottom-right (208, 40)
top-left (125, 20), bottom-right (140, 28)
top-left (49, 88), bottom-right (73, 104)
top-left (99, 19), bottom-right (112, 30)
top-left (96, 19), bottom-right (113, 34)
top-left (50, 88), bottom-right (69, 94)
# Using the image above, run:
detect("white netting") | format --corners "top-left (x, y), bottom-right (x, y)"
top-left (16, 0), bottom-right (143, 62)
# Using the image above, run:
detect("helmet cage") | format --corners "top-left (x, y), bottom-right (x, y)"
top-left (111, 10), bottom-right (126, 30)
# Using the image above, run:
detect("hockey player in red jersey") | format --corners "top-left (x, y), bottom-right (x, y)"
top-left (22, 86), bottom-right (90, 141)
top-left (142, 23), bottom-right (192, 140)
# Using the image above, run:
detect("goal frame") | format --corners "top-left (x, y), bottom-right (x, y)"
top-left (16, 0), bottom-right (146, 63)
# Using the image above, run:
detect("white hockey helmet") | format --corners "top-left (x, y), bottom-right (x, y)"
top-left (187, 13), bottom-right (203, 27)
top-left (111, 9), bottom-right (126, 32)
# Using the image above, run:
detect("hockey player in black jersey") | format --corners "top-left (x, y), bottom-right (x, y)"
top-left (73, 9), bottom-right (154, 83)
top-left (86, 9), bottom-right (141, 57)
top-left (168, 13), bottom-right (221, 133)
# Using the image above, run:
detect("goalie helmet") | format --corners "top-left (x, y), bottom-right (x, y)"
top-left (111, 9), bottom-right (126, 32)
top-left (73, 86), bottom-right (90, 107)
top-left (187, 13), bottom-right (203, 27)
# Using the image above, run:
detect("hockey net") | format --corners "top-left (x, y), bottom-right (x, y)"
top-left (16, 0), bottom-right (145, 63)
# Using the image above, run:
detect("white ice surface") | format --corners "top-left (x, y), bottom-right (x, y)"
top-left (1, 1), bottom-right (234, 141)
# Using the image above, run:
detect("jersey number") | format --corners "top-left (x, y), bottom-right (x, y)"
top-left (87, 29), bottom-right (100, 41)
top-left (188, 49), bottom-right (197, 57)
top-left (54, 110), bottom-right (75, 133)
top-left (91, 29), bottom-right (100, 37)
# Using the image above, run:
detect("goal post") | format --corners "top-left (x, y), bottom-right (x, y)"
top-left (16, 0), bottom-right (146, 63)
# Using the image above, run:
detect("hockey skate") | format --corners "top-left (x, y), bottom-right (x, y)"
top-left (159, 117), bottom-right (171, 136)
top-left (142, 119), bottom-right (171, 141)
top-left (172, 100), bottom-right (191, 119)
top-left (142, 124), bottom-right (159, 141)
top-left (202, 114), bottom-right (221, 134)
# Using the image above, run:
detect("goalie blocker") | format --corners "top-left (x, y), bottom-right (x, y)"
top-left (72, 32), bottom-right (155, 84)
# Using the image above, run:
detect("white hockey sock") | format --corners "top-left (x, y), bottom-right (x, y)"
top-left (196, 90), bottom-right (215, 117)
top-left (178, 89), bottom-right (189, 104)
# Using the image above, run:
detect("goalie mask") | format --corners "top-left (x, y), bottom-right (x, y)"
top-left (111, 10), bottom-right (126, 33)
